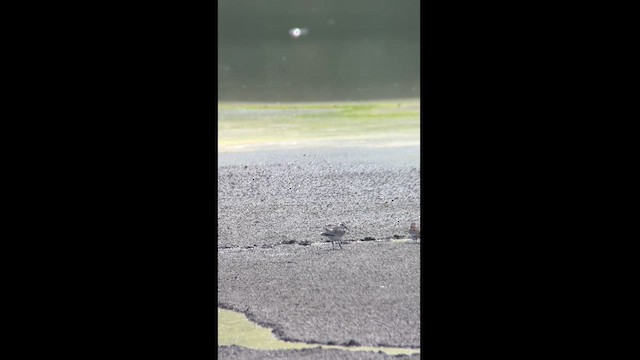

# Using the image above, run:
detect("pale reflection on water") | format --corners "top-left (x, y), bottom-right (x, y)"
top-left (218, 146), bottom-right (419, 169)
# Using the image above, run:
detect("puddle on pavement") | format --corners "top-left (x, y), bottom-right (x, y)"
top-left (218, 307), bottom-right (420, 356)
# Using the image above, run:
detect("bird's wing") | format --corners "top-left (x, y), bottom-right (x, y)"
top-left (321, 226), bottom-right (335, 235)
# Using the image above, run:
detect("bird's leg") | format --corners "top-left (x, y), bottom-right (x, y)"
top-left (338, 240), bottom-right (343, 249)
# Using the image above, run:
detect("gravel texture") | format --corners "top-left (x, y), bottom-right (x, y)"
top-left (218, 150), bottom-right (420, 248)
top-left (218, 345), bottom-right (421, 360)
top-left (217, 147), bottom-right (420, 357)
top-left (218, 241), bottom-right (420, 347)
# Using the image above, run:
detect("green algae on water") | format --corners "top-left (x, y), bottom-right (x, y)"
top-left (218, 100), bottom-right (420, 152)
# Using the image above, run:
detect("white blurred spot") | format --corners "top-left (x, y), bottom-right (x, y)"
top-left (328, 19), bottom-right (335, 26)
top-left (288, 27), bottom-right (309, 39)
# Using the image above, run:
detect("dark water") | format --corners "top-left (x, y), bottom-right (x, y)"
top-left (218, 0), bottom-right (420, 102)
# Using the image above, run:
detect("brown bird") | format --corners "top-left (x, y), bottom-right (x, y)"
top-left (321, 222), bottom-right (349, 249)
top-left (409, 222), bottom-right (421, 242)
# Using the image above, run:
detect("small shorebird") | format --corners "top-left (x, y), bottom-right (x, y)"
top-left (321, 223), bottom-right (349, 249)
top-left (409, 222), bottom-right (421, 242)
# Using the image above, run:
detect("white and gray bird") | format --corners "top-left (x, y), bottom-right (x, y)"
top-left (321, 222), bottom-right (349, 249)
top-left (409, 222), bottom-right (421, 242)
